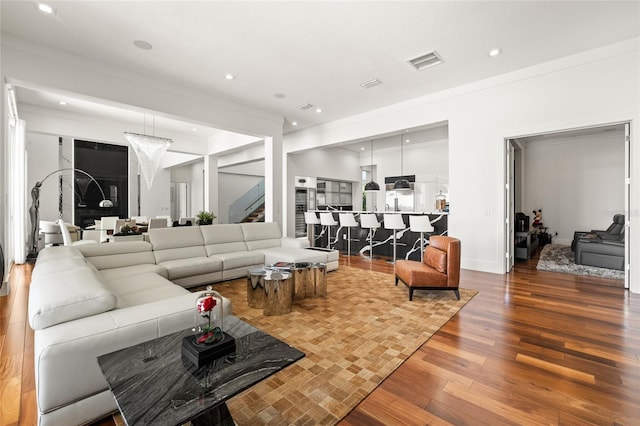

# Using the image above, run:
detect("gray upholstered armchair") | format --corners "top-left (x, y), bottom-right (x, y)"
top-left (574, 234), bottom-right (625, 270)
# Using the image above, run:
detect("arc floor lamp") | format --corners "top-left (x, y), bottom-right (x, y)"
top-left (28, 168), bottom-right (113, 259)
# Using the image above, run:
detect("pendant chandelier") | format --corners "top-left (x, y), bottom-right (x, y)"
top-left (393, 133), bottom-right (411, 191)
top-left (364, 138), bottom-right (380, 191)
top-left (124, 116), bottom-right (173, 189)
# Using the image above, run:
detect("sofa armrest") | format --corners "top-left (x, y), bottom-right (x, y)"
top-left (281, 237), bottom-right (310, 249)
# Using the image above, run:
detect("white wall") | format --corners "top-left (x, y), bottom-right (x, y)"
top-left (26, 133), bottom-right (59, 224)
top-left (190, 161), bottom-right (204, 215)
top-left (284, 39), bottom-right (639, 292)
top-left (524, 129), bottom-right (625, 245)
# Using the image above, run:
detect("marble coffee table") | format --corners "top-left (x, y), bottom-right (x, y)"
top-left (97, 315), bottom-right (304, 425)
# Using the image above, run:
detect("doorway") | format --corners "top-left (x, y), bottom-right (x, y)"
top-left (504, 123), bottom-right (630, 289)
top-left (171, 182), bottom-right (190, 221)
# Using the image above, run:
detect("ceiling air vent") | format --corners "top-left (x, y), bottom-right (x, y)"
top-left (296, 103), bottom-right (313, 110)
top-left (359, 78), bottom-right (382, 89)
top-left (407, 50), bottom-right (443, 71)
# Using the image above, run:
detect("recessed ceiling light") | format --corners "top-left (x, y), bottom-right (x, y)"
top-left (489, 48), bottom-right (502, 57)
top-left (360, 147), bottom-right (365, 151)
top-left (133, 40), bottom-right (153, 50)
top-left (59, 101), bottom-right (67, 106)
top-left (225, 74), bottom-right (235, 80)
top-left (315, 108), bottom-right (322, 113)
top-left (405, 139), bottom-right (410, 143)
top-left (274, 93), bottom-right (286, 99)
top-left (291, 121), bottom-right (298, 126)
top-left (38, 3), bottom-right (55, 15)
top-left (192, 127), bottom-right (197, 132)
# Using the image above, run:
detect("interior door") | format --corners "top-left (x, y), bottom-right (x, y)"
top-left (505, 140), bottom-right (515, 272)
top-left (625, 122), bottom-right (630, 290)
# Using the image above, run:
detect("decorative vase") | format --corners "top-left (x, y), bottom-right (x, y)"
top-left (435, 191), bottom-right (446, 212)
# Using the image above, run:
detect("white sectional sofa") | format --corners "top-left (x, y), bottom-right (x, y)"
top-left (145, 222), bottom-right (338, 287)
top-left (28, 222), bottom-right (338, 426)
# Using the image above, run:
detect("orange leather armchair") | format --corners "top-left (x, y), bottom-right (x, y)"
top-left (395, 235), bottom-right (461, 300)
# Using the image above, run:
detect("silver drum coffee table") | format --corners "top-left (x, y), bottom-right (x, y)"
top-left (246, 267), bottom-right (293, 315)
top-left (267, 262), bottom-right (327, 299)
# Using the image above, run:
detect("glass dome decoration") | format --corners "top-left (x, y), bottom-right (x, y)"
top-left (182, 286), bottom-right (235, 367)
top-left (194, 286), bottom-right (224, 344)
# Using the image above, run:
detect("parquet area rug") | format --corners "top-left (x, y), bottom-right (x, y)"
top-left (536, 244), bottom-right (624, 283)
top-left (208, 266), bottom-right (475, 425)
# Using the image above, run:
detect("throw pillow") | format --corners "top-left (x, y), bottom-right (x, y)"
top-left (423, 246), bottom-right (447, 273)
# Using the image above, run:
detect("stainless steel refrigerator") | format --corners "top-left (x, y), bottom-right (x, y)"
top-left (385, 183), bottom-right (415, 211)
top-left (294, 176), bottom-right (317, 237)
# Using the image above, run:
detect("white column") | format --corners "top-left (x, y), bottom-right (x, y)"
top-left (204, 154), bottom-right (219, 222)
top-left (264, 136), bottom-right (283, 229)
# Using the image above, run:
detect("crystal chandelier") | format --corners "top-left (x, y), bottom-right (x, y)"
top-left (124, 131), bottom-right (173, 189)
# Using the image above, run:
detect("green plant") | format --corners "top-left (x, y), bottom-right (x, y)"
top-left (196, 210), bottom-right (216, 223)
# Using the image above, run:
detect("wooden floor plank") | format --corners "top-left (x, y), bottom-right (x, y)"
top-left (0, 375), bottom-right (21, 425)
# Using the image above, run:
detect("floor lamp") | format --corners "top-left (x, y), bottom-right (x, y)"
top-left (28, 168), bottom-right (113, 260)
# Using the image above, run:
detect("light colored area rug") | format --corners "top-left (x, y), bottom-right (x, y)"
top-left (205, 266), bottom-right (475, 424)
top-left (536, 243), bottom-right (624, 282)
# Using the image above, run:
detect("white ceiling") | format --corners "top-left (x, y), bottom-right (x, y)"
top-left (2, 1), bottom-right (639, 143)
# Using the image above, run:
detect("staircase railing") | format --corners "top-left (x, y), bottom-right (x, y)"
top-left (229, 179), bottom-right (265, 223)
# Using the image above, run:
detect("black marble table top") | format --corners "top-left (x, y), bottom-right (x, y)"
top-left (97, 315), bottom-right (305, 425)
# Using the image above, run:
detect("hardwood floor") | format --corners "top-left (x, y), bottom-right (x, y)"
top-left (2, 248), bottom-right (639, 425)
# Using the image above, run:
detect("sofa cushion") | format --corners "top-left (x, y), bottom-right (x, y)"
top-left (29, 249), bottom-right (116, 330)
top-left (395, 260), bottom-right (449, 287)
top-left (257, 246), bottom-right (328, 265)
top-left (99, 264), bottom-right (169, 281)
top-left (153, 246), bottom-right (208, 263)
top-left (210, 251), bottom-right (265, 270)
top-left (158, 257), bottom-right (223, 280)
top-left (200, 224), bottom-right (250, 255)
top-left (76, 241), bottom-right (157, 270)
top-left (148, 225), bottom-right (209, 263)
top-left (423, 246), bottom-right (447, 273)
top-left (105, 272), bottom-right (189, 308)
top-left (148, 226), bottom-right (204, 250)
top-left (240, 222), bottom-right (283, 250)
top-left (33, 245), bottom-right (85, 267)
top-left (75, 241), bottom-right (152, 257)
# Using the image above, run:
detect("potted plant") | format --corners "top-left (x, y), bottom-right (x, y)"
top-left (196, 211), bottom-right (216, 225)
